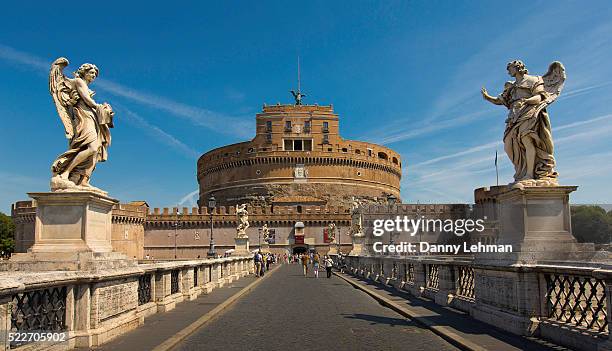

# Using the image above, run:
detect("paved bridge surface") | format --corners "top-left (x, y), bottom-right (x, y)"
top-left (97, 263), bottom-right (561, 351)
top-left (176, 264), bottom-right (458, 351)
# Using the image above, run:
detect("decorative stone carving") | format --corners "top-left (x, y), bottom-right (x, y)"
top-left (49, 57), bottom-right (115, 195)
top-left (235, 204), bottom-right (249, 238)
top-left (262, 223), bottom-right (270, 243)
top-left (327, 222), bottom-right (336, 243)
top-left (481, 60), bottom-right (565, 188)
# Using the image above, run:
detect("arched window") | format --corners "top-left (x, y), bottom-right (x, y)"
top-left (378, 152), bottom-right (388, 160)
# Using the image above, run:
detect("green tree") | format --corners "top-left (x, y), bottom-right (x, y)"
top-left (571, 205), bottom-right (612, 244)
top-left (0, 211), bottom-right (16, 254)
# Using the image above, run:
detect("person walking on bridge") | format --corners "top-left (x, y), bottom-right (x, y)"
top-left (312, 252), bottom-right (320, 278)
top-left (324, 255), bottom-right (334, 278)
top-left (300, 253), bottom-right (309, 276)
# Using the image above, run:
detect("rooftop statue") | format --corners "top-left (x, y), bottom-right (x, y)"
top-left (290, 90), bottom-right (306, 105)
top-left (49, 57), bottom-right (115, 194)
top-left (481, 60), bottom-right (565, 187)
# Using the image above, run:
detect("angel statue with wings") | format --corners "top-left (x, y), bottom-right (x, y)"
top-left (481, 60), bottom-right (565, 187)
top-left (49, 57), bottom-right (115, 193)
top-left (236, 204), bottom-right (250, 238)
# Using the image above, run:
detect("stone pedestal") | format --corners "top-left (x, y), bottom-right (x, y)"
top-left (475, 185), bottom-right (606, 265)
top-left (472, 185), bottom-right (610, 338)
top-left (327, 244), bottom-right (338, 255)
top-left (31, 192), bottom-right (116, 253)
top-left (234, 236), bottom-right (250, 256)
top-left (6, 191), bottom-right (135, 271)
top-left (259, 242), bottom-right (270, 252)
top-left (349, 233), bottom-right (367, 256)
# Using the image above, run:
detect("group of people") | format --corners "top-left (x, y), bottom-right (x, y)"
top-left (253, 250), bottom-right (276, 277)
top-left (253, 250), bottom-right (336, 278)
top-left (298, 252), bottom-right (334, 278)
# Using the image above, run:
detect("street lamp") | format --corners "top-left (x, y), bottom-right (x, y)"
top-left (387, 195), bottom-right (397, 256)
top-left (207, 195), bottom-right (217, 258)
top-left (258, 227), bottom-right (261, 249)
top-left (172, 206), bottom-right (182, 259)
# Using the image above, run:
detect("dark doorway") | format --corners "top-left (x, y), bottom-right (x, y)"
top-left (292, 246), bottom-right (307, 255)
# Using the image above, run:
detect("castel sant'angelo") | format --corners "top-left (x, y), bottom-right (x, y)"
top-left (197, 99), bottom-right (402, 208)
top-left (13, 93), bottom-right (425, 259)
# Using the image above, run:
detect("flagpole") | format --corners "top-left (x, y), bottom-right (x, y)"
top-left (495, 150), bottom-right (499, 186)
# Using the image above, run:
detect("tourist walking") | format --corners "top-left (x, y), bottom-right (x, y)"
top-left (324, 255), bottom-right (334, 278)
top-left (254, 251), bottom-right (262, 277)
top-left (300, 254), bottom-right (309, 276)
top-left (312, 252), bottom-right (320, 278)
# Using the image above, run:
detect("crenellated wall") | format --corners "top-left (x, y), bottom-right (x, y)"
top-left (143, 204), bottom-right (353, 259)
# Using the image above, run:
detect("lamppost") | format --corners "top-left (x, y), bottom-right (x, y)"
top-left (207, 195), bottom-right (216, 258)
top-left (387, 195), bottom-right (397, 256)
top-left (258, 227), bottom-right (261, 249)
top-left (172, 206), bottom-right (182, 259)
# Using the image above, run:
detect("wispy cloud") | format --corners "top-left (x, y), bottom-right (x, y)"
top-left (0, 43), bottom-right (252, 138)
top-left (178, 189), bottom-right (199, 208)
top-left (96, 80), bottom-right (252, 138)
top-left (121, 107), bottom-right (200, 159)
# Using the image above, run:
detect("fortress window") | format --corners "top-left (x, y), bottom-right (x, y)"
top-left (283, 139), bottom-right (312, 151)
top-left (322, 121), bottom-right (329, 133)
top-left (355, 149), bottom-right (361, 155)
top-left (285, 120), bottom-right (292, 131)
top-left (297, 205), bottom-right (303, 213)
top-left (342, 147), bottom-right (348, 153)
top-left (323, 134), bottom-right (329, 144)
top-left (392, 157), bottom-right (398, 164)
top-left (266, 121), bottom-right (272, 132)
top-left (367, 148), bottom-right (373, 157)
top-left (248, 147), bottom-right (254, 153)
top-left (304, 140), bottom-right (312, 151)
top-left (284, 139), bottom-right (294, 151)
top-left (304, 121), bottom-right (311, 133)
top-left (378, 152), bottom-right (388, 160)
top-left (266, 133), bottom-right (272, 143)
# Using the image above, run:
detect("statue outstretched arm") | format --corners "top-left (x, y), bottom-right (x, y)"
top-left (74, 78), bottom-right (98, 108)
top-left (481, 87), bottom-right (503, 105)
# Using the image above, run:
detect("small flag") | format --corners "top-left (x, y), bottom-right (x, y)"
top-left (495, 150), bottom-right (498, 166)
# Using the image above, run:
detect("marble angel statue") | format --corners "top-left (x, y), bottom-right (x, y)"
top-left (236, 204), bottom-right (250, 237)
top-left (327, 222), bottom-right (337, 243)
top-left (49, 57), bottom-right (115, 193)
top-left (262, 223), bottom-right (270, 243)
top-left (481, 60), bottom-right (565, 187)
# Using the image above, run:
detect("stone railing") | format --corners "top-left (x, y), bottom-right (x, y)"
top-left (0, 256), bottom-right (253, 350)
top-left (337, 255), bottom-right (611, 351)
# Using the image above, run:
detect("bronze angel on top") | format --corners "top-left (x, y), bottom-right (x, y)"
top-left (481, 60), bottom-right (566, 187)
top-left (49, 57), bottom-right (115, 194)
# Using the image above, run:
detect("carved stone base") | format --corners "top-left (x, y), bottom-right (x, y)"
top-left (475, 185), bottom-right (612, 265)
top-left (28, 191), bottom-right (117, 254)
top-left (349, 234), bottom-right (367, 256)
top-left (327, 245), bottom-right (338, 255)
top-left (234, 237), bottom-right (250, 256)
top-left (2, 191), bottom-right (136, 271)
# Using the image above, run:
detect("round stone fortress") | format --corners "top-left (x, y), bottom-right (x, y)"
top-left (197, 103), bottom-right (402, 208)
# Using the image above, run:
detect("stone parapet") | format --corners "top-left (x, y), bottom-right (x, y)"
top-left (0, 256), bottom-right (253, 350)
top-left (341, 254), bottom-right (611, 351)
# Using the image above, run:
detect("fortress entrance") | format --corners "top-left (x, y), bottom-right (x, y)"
top-left (292, 246), bottom-right (307, 255)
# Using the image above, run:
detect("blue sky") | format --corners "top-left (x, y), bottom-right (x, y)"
top-left (1, 1), bottom-right (611, 213)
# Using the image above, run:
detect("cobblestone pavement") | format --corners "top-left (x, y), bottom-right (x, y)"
top-left (176, 264), bottom-right (458, 351)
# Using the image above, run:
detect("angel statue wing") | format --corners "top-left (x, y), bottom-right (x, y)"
top-left (49, 57), bottom-right (78, 139)
top-left (542, 61), bottom-right (566, 104)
